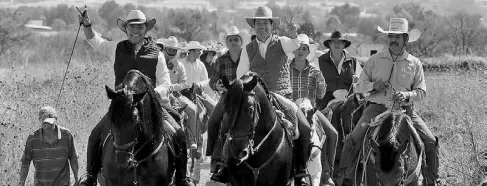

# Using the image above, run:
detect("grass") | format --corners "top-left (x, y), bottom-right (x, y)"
top-left (0, 33), bottom-right (486, 185)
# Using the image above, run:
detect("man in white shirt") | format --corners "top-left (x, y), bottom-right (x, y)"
top-left (78, 8), bottom-right (194, 186)
top-left (180, 41), bottom-right (217, 115)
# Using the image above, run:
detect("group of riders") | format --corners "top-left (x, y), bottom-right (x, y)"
top-left (77, 5), bottom-right (440, 186)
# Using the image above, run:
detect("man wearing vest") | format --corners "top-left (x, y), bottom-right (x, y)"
top-left (78, 8), bottom-right (194, 186)
top-left (222, 6), bottom-right (313, 186)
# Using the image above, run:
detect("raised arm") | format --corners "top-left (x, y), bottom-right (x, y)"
top-left (78, 6), bottom-right (117, 62)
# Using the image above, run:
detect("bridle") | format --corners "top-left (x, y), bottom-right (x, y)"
top-left (110, 96), bottom-right (165, 185)
top-left (226, 88), bottom-right (287, 186)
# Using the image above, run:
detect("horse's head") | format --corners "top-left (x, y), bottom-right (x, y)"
top-left (106, 70), bottom-right (167, 168)
top-left (369, 113), bottom-right (413, 186)
top-left (222, 73), bottom-right (273, 164)
top-left (180, 83), bottom-right (196, 101)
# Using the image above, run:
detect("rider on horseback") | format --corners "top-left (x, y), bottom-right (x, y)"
top-left (78, 8), bottom-right (194, 186)
top-left (316, 31), bottom-right (361, 110)
top-left (157, 36), bottom-right (199, 150)
top-left (210, 6), bottom-right (314, 186)
top-left (339, 18), bottom-right (440, 186)
top-left (289, 34), bottom-right (338, 185)
top-left (206, 26), bottom-right (250, 178)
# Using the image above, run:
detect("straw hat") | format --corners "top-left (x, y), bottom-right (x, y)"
top-left (184, 41), bottom-right (207, 51)
top-left (156, 36), bottom-right (180, 49)
top-left (218, 26), bottom-right (250, 47)
top-left (117, 10), bottom-right (156, 33)
top-left (377, 18), bottom-right (421, 42)
top-left (246, 6), bottom-right (280, 29)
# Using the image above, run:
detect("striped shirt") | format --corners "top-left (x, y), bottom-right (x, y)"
top-left (290, 59), bottom-right (327, 106)
top-left (21, 126), bottom-right (77, 186)
top-left (209, 51), bottom-right (240, 91)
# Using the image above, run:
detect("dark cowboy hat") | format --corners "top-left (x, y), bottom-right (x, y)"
top-left (117, 10), bottom-right (156, 33)
top-left (323, 31), bottom-right (352, 49)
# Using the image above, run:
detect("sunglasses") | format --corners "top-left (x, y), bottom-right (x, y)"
top-left (227, 37), bottom-right (241, 43)
top-left (164, 47), bottom-right (178, 57)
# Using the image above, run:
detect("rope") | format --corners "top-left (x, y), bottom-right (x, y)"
top-left (55, 24), bottom-right (82, 107)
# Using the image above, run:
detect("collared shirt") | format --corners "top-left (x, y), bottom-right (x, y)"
top-left (358, 50), bottom-right (427, 105)
top-left (290, 59), bottom-right (327, 105)
top-left (180, 58), bottom-right (209, 86)
top-left (168, 59), bottom-right (189, 91)
top-left (209, 51), bottom-right (240, 91)
top-left (21, 125), bottom-right (77, 186)
top-left (237, 35), bottom-right (301, 78)
top-left (330, 51), bottom-right (346, 75)
top-left (86, 32), bottom-right (171, 97)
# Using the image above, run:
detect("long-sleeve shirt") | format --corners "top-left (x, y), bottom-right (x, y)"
top-left (290, 59), bottom-right (327, 106)
top-left (357, 50), bottom-right (426, 105)
top-left (236, 35), bottom-right (301, 78)
top-left (86, 31), bottom-right (171, 97)
top-left (209, 51), bottom-right (240, 91)
top-left (168, 59), bottom-right (189, 91)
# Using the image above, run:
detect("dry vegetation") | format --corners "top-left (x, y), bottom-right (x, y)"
top-left (0, 34), bottom-right (486, 185)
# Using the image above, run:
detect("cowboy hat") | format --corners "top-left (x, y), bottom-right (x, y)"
top-left (218, 26), bottom-right (251, 48)
top-left (156, 36), bottom-right (180, 49)
top-left (323, 31), bottom-right (352, 48)
top-left (117, 10), bottom-right (156, 33)
top-left (184, 41), bottom-right (207, 51)
top-left (293, 34), bottom-right (320, 61)
top-left (377, 18), bottom-right (421, 42)
top-left (246, 6), bottom-right (280, 29)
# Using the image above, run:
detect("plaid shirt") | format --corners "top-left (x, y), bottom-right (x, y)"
top-left (290, 59), bottom-right (327, 105)
top-left (209, 51), bottom-right (240, 91)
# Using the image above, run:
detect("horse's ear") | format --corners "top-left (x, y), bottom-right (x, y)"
top-left (133, 90), bottom-right (148, 103)
top-left (221, 75), bottom-right (230, 89)
top-left (106, 85), bottom-right (119, 99)
top-left (397, 140), bottom-right (409, 155)
top-left (243, 76), bottom-right (258, 92)
top-left (370, 138), bottom-right (380, 153)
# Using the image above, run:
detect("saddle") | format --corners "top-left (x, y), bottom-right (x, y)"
top-left (268, 93), bottom-right (300, 140)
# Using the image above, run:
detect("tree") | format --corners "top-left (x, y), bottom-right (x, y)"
top-left (51, 18), bottom-right (67, 31)
top-left (446, 11), bottom-right (484, 55)
top-left (325, 15), bottom-right (343, 32)
top-left (0, 9), bottom-right (31, 55)
top-left (329, 3), bottom-right (361, 31)
top-left (164, 9), bottom-right (217, 42)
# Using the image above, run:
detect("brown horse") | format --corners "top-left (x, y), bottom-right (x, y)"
top-left (359, 112), bottom-right (424, 186)
top-left (221, 73), bottom-right (294, 186)
top-left (101, 70), bottom-right (177, 186)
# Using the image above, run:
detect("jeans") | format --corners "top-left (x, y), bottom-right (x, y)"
top-left (177, 96), bottom-right (198, 142)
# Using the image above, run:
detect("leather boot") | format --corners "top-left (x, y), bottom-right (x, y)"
top-left (424, 136), bottom-right (440, 186)
top-left (294, 138), bottom-right (312, 186)
top-left (174, 128), bottom-right (195, 186)
top-left (210, 162), bottom-right (229, 183)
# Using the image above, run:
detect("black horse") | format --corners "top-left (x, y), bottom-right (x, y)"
top-left (101, 70), bottom-right (177, 186)
top-left (220, 73), bottom-right (295, 186)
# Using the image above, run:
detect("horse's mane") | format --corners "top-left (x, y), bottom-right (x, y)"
top-left (108, 70), bottom-right (172, 142)
top-left (375, 113), bottom-right (410, 172)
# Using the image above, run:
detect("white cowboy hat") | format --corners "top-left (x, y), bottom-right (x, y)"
top-left (184, 41), bottom-right (207, 51)
top-left (246, 6), bottom-right (280, 29)
top-left (218, 26), bottom-right (251, 48)
top-left (117, 10), bottom-right (156, 33)
top-left (377, 18), bottom-right (421, 42)
top-left (289, 34), bottom-right (320, 61)
top-left (156, 36), bottom-right (180, 49)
